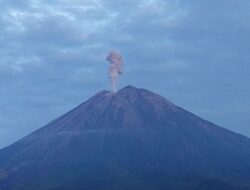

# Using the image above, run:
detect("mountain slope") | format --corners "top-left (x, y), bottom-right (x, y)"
top-left (0, 86), bottom-right (250, 190)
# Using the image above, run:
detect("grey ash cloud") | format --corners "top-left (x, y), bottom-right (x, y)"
top-left (0, 0), bottom-right (250, 148)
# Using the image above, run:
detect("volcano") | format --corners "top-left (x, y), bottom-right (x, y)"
top-left (0, 86), bottom-right (250, 190)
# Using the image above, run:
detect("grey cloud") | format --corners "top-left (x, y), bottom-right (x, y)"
top-left (0, 0), bottom-right (250, 148)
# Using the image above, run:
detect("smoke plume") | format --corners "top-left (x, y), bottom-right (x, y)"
top-left (106, 50), bottom-right (123, 93)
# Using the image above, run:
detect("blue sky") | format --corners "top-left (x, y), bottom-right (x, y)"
top-left (0, 0), bottom-right (250, 148)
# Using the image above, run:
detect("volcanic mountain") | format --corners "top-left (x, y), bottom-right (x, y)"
top-left (0, 86), bottom-right (250, 190)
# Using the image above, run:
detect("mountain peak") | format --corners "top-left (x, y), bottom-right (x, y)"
top-left (117, 85), bottom-right (148, 98)
top-left (116, 85), bottom-right (144, 99)
top-left (90, 85), bottom-right (142, 100)
top-left (119, 85), bottom-right (139, 91)
top-left (31, 85), bottom-right (180, 133)
top-left (91, 85), bottom-right (162, 105)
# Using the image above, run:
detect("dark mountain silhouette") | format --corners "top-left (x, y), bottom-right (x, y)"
top-left (0, 86), bottom-right (250, 190)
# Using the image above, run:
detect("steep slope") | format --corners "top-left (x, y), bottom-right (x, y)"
top-left (0, 86), bottom-right (250, 190)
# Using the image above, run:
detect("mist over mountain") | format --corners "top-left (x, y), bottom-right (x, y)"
top-left (0, 86), bottom-right (250, 190)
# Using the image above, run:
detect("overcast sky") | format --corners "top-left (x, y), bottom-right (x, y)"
top-left (0, 0), bottom-right (250, 148)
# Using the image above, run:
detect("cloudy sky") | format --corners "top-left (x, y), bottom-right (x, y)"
top-left (0, 0), bottom-right (250, 148)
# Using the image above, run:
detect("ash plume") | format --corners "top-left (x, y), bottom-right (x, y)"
top-left (106, 50), bottom-right (123, 93)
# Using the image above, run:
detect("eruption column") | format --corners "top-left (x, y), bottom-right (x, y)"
top-left (106, 51), bottom-right (123, 93)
